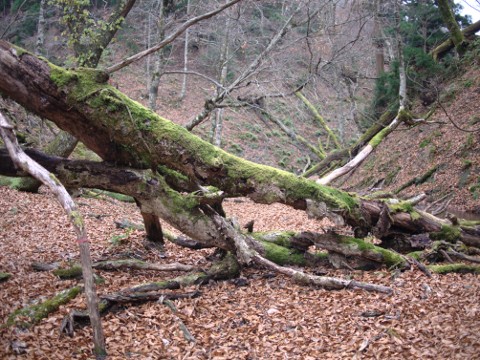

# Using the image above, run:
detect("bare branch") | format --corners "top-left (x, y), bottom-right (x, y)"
top-left (106, 0), bottom-right (243, 74)
top-left (185, 7), bottom-right (299, 130)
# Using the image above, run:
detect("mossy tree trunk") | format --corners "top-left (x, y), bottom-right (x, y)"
top-left (1, 42), bottom-right (479, 292)
top-left (11, 0), bottom-right (138, 194)
top-left (437, 0), bottom-right (467, 57)
top-left (431, 19), bottom-right (480, 60)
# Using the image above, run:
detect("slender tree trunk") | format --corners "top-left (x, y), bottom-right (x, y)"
top-left (295, 91), bottom-right (341, 150)
top-left (149, 0), bottom-right (166, 112)
top-left (179, 0), bottom-right (191, 100)
top-left (373, 0), bottom-right (384, 78)
top-left (210, 1), bottom-right (230, 146)
top-left (35, 0), bottom-right (46, 56)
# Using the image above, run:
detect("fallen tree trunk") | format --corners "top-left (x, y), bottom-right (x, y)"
top-left (302, 110), bottom-right (395, 178)
top-left (0, 42), bottom-right (479, 293)
top-left (431, 19), bottom-right (480, 60)
top-left (6, 286), bottom-right (81, 328)
top-left (51, 259), bottom-right (196, 279)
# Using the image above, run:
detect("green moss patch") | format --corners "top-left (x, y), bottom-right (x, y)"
top-left (428, 263), bottom-right (480, 274)
top-left (251, 231), bottom-right (297, 248)
top-left (388, 201), bottom-right (421, 220)
top-left (53, 264), bottom-right (82, 279)
top-left (0, 176), bottom-right (24, 190)
top-left (338, 236), bottom-right (407, 269)
top-left (6, 287), bottom-right (81, 328)
top-left (0, 272), bottom-right (12, 282)
top-left (430, 225), bottom-right (461, 243)
top-left (259, 241), bottom-right (306, 266)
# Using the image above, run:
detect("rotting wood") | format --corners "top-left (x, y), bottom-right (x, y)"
top-left (52, 259), bottom-right (196, 279)
top-left (0, 42), bottom-right (479, 295)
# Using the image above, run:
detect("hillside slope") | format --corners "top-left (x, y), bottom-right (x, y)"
top-left (339, 66), bottom-right (480, 214)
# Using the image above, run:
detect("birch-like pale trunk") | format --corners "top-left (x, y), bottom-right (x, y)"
top-left (179, 0), bottom-right (191, 100)
top-left (210, 1), bottom-right (231, 146)
top-left (148, 0), bottom-right (166, 112)
top-left (0, 112), bottom-right (106, 358)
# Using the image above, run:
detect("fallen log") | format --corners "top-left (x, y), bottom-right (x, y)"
top-left (428, 263), bottom-right (480, 274)
top-left (6, 287), bottom-right (81, 328)
top-left (52, 259), bottom-right (196, 279)
top-left (431, 20), bottom-right (480, 60)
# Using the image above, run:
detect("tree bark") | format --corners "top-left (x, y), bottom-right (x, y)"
top-left (141, 211), bottom-right (164, 245)
top-left (35, 0), bottom-right (46, 56)
top-left (179, 0), bottom-right (191, 100)
top-left (0, 111), bottom-right (106, 358)
top-left (1, 43), bottom-right (479, 292)
top-left (148, 0), bottom-right (168, 112)
top-left (436, 0), bottom-right (467, 57)
top-left (431, 19), bottom-right (480, 60)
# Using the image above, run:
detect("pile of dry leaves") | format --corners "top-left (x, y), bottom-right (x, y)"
top-left (0, 186), bottom-right (479, 359)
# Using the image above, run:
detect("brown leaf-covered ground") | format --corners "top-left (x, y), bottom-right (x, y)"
top-left (1, 186), bottom-right (479, 359)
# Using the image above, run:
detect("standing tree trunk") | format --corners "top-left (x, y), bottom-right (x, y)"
top-left (35, 0), bottom-right (46, 56)
top-left (373, 0), bottom-right (384, 78)
top-left (148, 0), bottom-right (168, 112)
top-left (210, 1), bottom-right (231, 146)
top-left (179, 0), bottom-right (191, 100)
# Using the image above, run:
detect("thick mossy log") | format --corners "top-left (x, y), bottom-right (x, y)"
top-left (253, 231), bottom-right (408, 269)
top-left (6, 286), bottom-right (81, 328)
top-left (0, 43), bottom-right (479, 252)
top-left (428, 263), bottom-right (480, 274)
top-left (0, 42), bottom-right (360, 222)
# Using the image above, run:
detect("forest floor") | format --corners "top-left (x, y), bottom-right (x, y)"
top-left (1, 186), bottom-right (479, 359)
